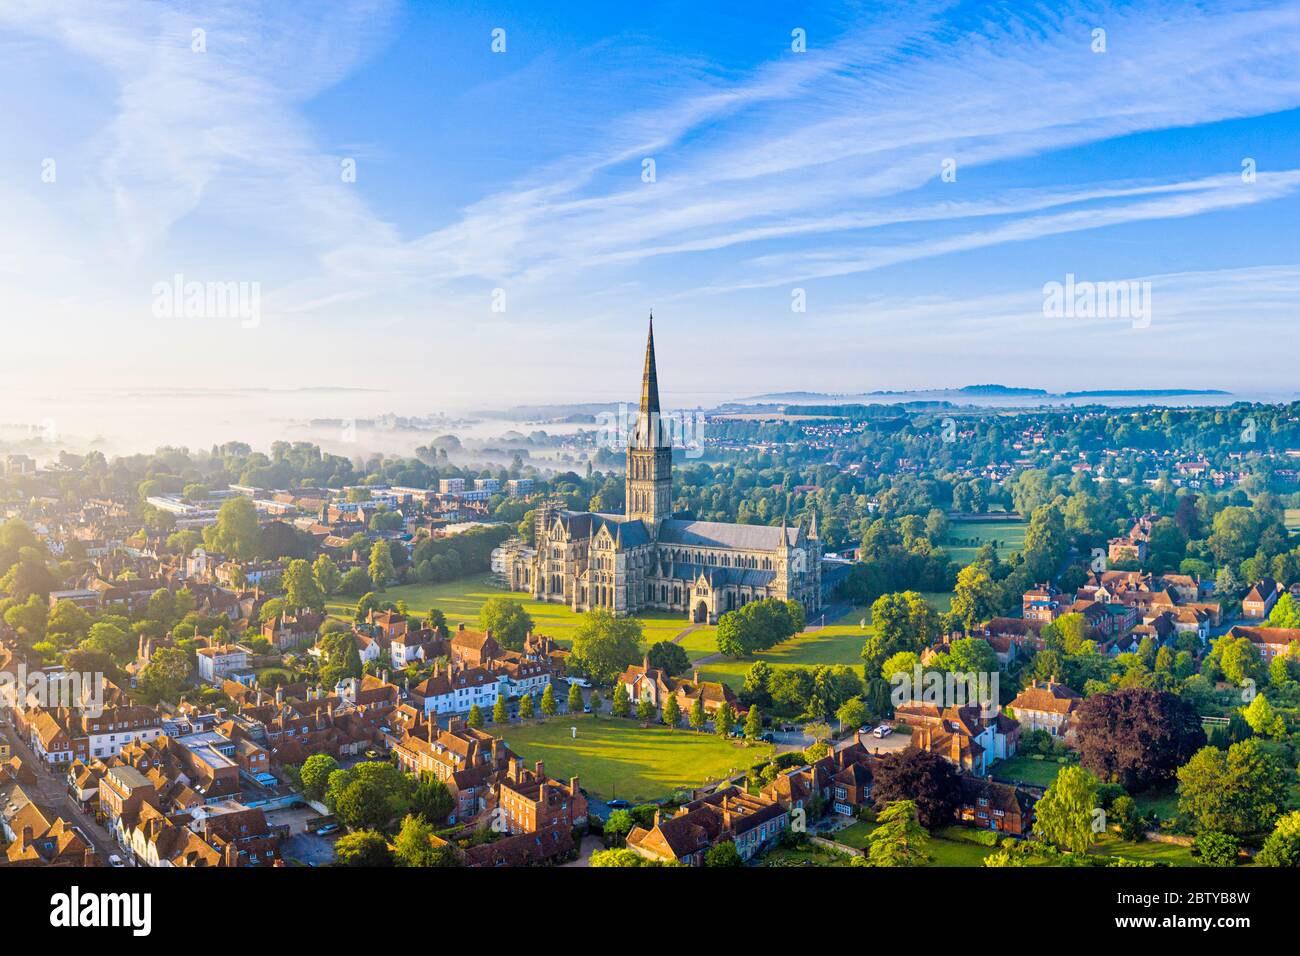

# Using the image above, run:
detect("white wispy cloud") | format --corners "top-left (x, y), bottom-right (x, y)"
top-left (0, 0), bottom-right (1298, 401)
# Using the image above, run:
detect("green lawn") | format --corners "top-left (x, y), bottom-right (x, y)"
top-left (699, 595), bottom-right (952, 690)
top-left (1287, 508), bottom-right (1300, 535)
top-left (1130, 786), bottom-right (1180, 823)
top-left (1091, 834), bottom-right (1198, 867)
top-left (327, 573), bottom-right (694, 649)
top-left (989, 755), bottom-right (1071, 788)
top-left (492, 714), bottom-right (772, 803)
top-left (944, 519), bottom-right (1027, 565)
top-left (829, 821), bottom-right (1018, 866)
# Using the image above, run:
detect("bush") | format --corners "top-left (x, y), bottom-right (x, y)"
top-left (1193, 830), bottom-right (1239, 867)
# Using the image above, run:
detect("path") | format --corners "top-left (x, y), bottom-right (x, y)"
top-left (670, 623), bottom-right (703, 645)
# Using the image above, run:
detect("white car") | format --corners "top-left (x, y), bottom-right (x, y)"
top-left (108, 855), bottom-right (125, 868)
top-left (872, 724), bottom-right (893, 738)
top-left (566, 677), bottom-right (592, 688)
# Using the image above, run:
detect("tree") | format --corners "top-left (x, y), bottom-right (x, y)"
top-left (689, 696), bottom-right (707, 733)
top-left (715, 702), bottom-right (736, 738)
top-left (603, 809), bottom-right (634, 845)
top-left (284, 558), bottom-right (324, 611)
top-left (467, 704), bottom-right (485, 729)
top-left (567, 681), bottom-right (583, 714)
top-left (540, 682), bottom-right (558, 717)
top-left (606, 684), bottom-right (632, 720)
top-left (368, 540), bottom-right (396, 590)
top-left (740, 661), bottom-right (773, 709)
top-left (870, 747), bottom-right (960, 829)
top-left (339, 567), bottom-right (372, 597)
top-left (393, 815), bottom-right (439, 867)
top-left (861, 591), bottom-right (941, 674)
top-left (136, 647), bottom-right (191, 705)
top-left (704, 840), bottom-right (742, 867)
top-left (1241, 693), bottom-right (1287, 738)
top-left (1256, 810), bottom-right (1300, 867)
top-left (1110, 795), bottom-right (1145, 842)
top-left (744, 704), bottom-right (763, 740)
top-left (663, 694), bottom-right (681, 729)
top-left (636, 698), bottom-right (655, 722)
top-left (588, 688), bottom-right (602, 716)
top-left (836, 697), bottom-right (869, 732)
top-left (313, 554), bottom-right (342, 596)
top-left (492, 695), bottom-right (508, 724)
top-left (591, 848), bottom-right (654, 867)
top-left (479, 597), bottom-right (533, 650)
top-left (570, 609), bottom-right (643, 684)
top-left (950, 564), bottom-right (1000, 630)
top-left (412, 774), bottom-right (454, 826)
top-left (1177, 739), bottom-right (1290, 837)
top-left (1268, 592), bottom-right (1300, 629)
top-left (715, 598), bottom-right (797, 657)
top-left (646, 640), bottom-right (690, 676)
top-left (1075, 688), bottom-right (1205, 791)
top-left (867, 800), bottom-right (930, 867)
top-left (1033, 765), bottom-right (1099, 853)
top-left (203, 495), bottom-right (261, 560)
top-left (333, 830), bottom-right (393, 867)
top-left (518, 692), bottom-right (535, 720)
top-left (300, 754), bottom-right (340, 802)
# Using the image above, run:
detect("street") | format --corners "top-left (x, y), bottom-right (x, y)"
top-left (1, 719), bottom-right (116, 863)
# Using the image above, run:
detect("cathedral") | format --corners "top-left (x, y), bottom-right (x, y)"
top-left (505, 318), bottom-right (822, 624)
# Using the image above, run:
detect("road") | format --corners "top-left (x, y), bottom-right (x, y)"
top-left (1, 719), bottom-right (117, 862)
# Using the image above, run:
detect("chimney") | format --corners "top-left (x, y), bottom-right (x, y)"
top-left (534, 760), bottom-right (544, 780)
top-left (427, 713), bottom-right (436, 741)
top-left (653, 808), bottom-right (661, 827)
top-left (458, 623), bottom-right (465, 632)
top-left (508, 757), bottom-right (520, 780)
top-left (692, 669), bottom-right (700, 684)
top-left (570, 776), bottom-right (580, 796)
top-left (642, 653), bottom-right (650, 671)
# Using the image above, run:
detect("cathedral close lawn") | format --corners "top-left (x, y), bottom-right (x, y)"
top-left (493, 714), bottom-right (774, 804)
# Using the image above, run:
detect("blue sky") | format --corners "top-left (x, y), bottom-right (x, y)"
top-left (1, 0), bottom-right (1298, 410)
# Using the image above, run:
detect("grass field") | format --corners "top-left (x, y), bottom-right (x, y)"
top-left (327, 573), bottom-right (695, 649)
top-left (944, 518), bottom-right (1027, 565)
top-left (1090, 834), bottom-right (1198, 866)
top-left (698, 593), bottom-right (952, 690)
top-left (1287, 508), bottom-right (1300, 535)
top-left (492, 714), bottom-right (772, 802)
top-left (831, 821), bottom-right (1025, 866)
top-left (989, 755), bottom-right (1070, 788)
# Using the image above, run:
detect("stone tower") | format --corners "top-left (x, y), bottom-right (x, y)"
top-left (626, 314), bottom-right (672, 532)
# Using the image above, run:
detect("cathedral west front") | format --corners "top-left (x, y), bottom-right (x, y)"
top-left (504, 318), bottom-right (822, 624)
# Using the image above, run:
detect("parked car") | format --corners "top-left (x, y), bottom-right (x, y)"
top-left (364, 749), bottom-right (381, 759)
top-left (606, 799), bottom-right (632, 810)
top-left (108, 855), bottom-right (125, 868)
top-left (582, 704), bottom-right (592, 713)
top-left (566, 677), bottom-right (592, 688)
top-left (315, 823), bottom-right (340, 836)
top-left (759, 731), bottom-right (776, 743)
top-left (872, 724), bottom-right (893, 738)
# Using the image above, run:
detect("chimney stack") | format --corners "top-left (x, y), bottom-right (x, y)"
top-left (535, 760), bottom-right (544, 780)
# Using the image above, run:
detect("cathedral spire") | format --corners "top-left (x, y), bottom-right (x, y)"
top-left (640, 312), bottom-right (660, 419)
